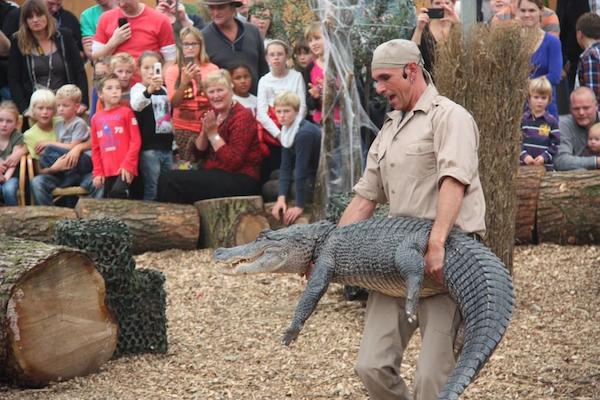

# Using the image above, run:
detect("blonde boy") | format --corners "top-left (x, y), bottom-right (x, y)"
top-left (23, 89), bottom-right (57, 160)
top-left (109, 52), bottom-right (136, 101)
top-left (520, 76), bottom-right (560, 170)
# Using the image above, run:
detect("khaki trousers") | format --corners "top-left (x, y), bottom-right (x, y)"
top-left (354, 292), bottom-right (461, 400)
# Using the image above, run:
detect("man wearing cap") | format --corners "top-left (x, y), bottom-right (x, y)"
top-left (201, 0), bottom-right (268, 95)
top-left (337, 39), bottom-right (486, 400)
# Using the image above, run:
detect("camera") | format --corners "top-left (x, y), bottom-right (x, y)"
top-left (154, 62), bottom-right (162, 77)
top-left (427, 8), bottom-right (444, 19)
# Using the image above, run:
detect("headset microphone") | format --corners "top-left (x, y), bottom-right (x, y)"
top-left (402, 66), bottom-right (408, 79)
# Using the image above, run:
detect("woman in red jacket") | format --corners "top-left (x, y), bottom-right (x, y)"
top-left (157, 69), bottom-right (262, 204)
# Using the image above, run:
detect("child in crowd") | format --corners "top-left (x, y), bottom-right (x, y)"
top-left (23, 89), bottom-right (58, 160)
top-left (91, 74), bottom-right (141, 199)
top-left (292, 39), bottom-right (313, 72)
top-left (0, 102), bottom-right (26, 205)
top-left (583, 122), bottom-right (600, 156)
top-left (130, 51), bottom-right (174, 201)
top-left (110, 52), bottom-right (136, 103)
top-left (520, 76), bottom-right (560, 171)
top-left (165, 26), bottom-right (219, 164)
top-left (256, 39), bottom-right (306, 181)
top-left (89, 57), bottom-right (111, 120)
top-left (31, 85), bottom-right (93, 205)
top-left (270, 91), bottom-right (321, 225)
top-left (230, 64), bottom-right (257, 116)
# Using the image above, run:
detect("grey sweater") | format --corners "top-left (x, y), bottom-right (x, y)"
top-left (554, 114), bottom-right (599, 170)
top-left (202, 19), bottom-right (268, 95)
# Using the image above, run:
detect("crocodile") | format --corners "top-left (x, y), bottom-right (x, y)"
top-left (213, 216), bottom-right (515, 400)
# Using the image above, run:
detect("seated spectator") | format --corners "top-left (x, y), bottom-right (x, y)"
top-left (80, 0), bottom-right (117, 60)
top-left (8, 0), bottom-right (88, 124)
top-left (202, 0), bottom-right (268, 95)
top-left (91, 74), bottom-right (142, 199)
top-left (520, 76), bottom-right (560, 171)
top-left (411, 0), bottom-right (460, 76)
top-left (0, 101), bottom-right (26, 205)
top-left (292, 39), bottom-right (313, 73)
top-left (157, 69), bottom-right (262, 204)
top-left (230, 63), bottom-right (257, 116)
top-left (130, 51), bottom-right (174, 201)
top-left (491, 0), bottom-right (560, 37)
top-left (256, 39), bottom-right (307, 179)
top-left (576, 12), bottom-right (600, 104)
top-left (582, 122), bottom-right (600, 156)
top-left (31, 84), bottom-right (93, 205)
top-left (165, 26), bottom-right (218, 164)
top-left (248, 1), bottom-right (272, 45)
top-left (23, 89), bottom-right (58, 160)
top-left (92, 0), bottom-right (176, 81)
top-left (555, 87), bottom-right (600, 170)
top-left (270, 92), bottom-right (321, 225)
top-left (517, 0), bottom-right (562, 119)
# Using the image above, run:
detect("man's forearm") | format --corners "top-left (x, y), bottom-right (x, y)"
top-left (429, 176), bottom-right (466, 246)
top-left (92, 42), bottom-right (117, 61)
top-left (338, 193), bottom-right (376, 227)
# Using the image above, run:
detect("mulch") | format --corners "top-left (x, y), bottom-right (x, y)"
top-left (1, 244), bottom-right (599, 399)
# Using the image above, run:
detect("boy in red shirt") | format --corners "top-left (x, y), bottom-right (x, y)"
top-left (91, 73), bottom-right (141, 198)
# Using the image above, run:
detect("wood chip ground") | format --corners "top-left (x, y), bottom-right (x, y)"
top-left (1, 244), bottom-right (599, 399)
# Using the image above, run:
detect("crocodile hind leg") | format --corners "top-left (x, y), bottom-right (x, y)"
top-left (282, 253), bottom-right (335, 345)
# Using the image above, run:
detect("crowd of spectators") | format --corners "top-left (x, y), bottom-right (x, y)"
top-left (0, 0), bottom-right (599, 221)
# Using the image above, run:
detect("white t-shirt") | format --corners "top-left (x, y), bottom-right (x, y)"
top-left (234, 94), bottom-right (257, 117)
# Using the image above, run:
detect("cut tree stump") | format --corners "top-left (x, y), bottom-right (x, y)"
top-left (0, 206), bottom-right (76, 243)
top-left (264, 202), bottom-right (313, 230)
top-left (74, 198), bottom-right (200, 254)
top-left (0, 236), bottom-right (117, 387)
top-left (515, 166), bottom-right (546, 244)
top-left (194, 195), bottom-right (270, 248)
top-left (537, 170), bottom-right (600, 245)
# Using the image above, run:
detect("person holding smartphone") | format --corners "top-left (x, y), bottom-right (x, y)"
top-left (411, 0), bottom-right (460, 78)
top-left (164, 26), bottom-right (218, 164)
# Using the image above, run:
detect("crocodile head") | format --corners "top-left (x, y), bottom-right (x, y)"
top-left (213, 221), bottom-right (335, 275)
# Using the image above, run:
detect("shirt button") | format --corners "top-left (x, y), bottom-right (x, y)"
top-left (390, 163), bottom-right (395, 167)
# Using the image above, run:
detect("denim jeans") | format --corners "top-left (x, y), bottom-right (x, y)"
top-left (31, 174), bottom-right (62, 205)
top-left (80, 173), bottom-right (103, 199)
top-left (0, 177), bottom-right (19, 205)
top-left (141, 149), bottom-right (173, 201)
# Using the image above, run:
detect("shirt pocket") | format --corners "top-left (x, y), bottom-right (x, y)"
top-left (405, 141), bottom-right (437, 179)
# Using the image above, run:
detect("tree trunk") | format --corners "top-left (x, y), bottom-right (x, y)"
top-left (0, 206), bottom-right (76, 243)
top-left (537, 170), bottom-right (600, 245)
top-left (194, 196), bottom-right (270, 248)
top-left (74, 198), bottom-right (200, 254)
top-left (0, 236), bottom-right (117, 387)
top-left (515, 166), bottom-right (546, 244)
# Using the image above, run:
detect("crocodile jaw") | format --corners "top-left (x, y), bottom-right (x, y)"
top-left (215, 248), bottom-right (289, 275)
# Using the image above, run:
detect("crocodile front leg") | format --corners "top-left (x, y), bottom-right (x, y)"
top-left (282, 253), bottom-right (335, 346)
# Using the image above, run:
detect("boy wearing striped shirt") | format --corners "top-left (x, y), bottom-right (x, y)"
top-left (520, 76), bottom-right (561, 171)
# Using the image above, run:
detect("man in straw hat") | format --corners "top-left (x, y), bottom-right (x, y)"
top-left (201, 0), bottom-right (268, 94)
top-left (337, 39), bottom-right (486, 400)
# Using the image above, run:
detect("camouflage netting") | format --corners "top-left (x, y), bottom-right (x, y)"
top-left (53, 218), bottom-right (168, 356)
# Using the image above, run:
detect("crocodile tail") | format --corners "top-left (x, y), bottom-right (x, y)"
top-left (438, 237), bottom-right (515, 400)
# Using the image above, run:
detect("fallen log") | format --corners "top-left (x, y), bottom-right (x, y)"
top-left (515, 166), bottom-right (546, 244)
top-left (0, 206), bottom-right (76, 243)
top-left (194, 196), bottom-right (270, 248)
top-left (0, 236), bottom-right (117, 387)
top-left (74, 198), bottom-right (200, 254)
top-left (537, 170), bottom-right (600, 245)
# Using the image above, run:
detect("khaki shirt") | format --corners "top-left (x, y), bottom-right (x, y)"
top-left (354, 85), bottom-right (486, 236)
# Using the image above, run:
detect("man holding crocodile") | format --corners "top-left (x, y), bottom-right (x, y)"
top-left (339, 39), bottom-right (486, 400)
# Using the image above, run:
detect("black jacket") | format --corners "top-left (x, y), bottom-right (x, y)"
top-left (557, 0), bottom-right (590, 67)
top-left (8, 28), bottom-right (88, 113)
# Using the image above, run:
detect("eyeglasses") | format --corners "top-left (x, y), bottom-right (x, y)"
top-left (182, 42), bottom-right (200, 48)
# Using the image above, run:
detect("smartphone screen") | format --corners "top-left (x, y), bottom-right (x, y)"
top-left (427, 8), bottom-right (444, 19)
top-left (184, 56), bottom-right (195, 66)
top-left (118, 17), bottom-right (128, 27)
top-left (154, 62), bottom-right (162, 76)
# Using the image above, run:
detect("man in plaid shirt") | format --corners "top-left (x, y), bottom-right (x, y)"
top-left (577, 12), bottom-right (600, 103)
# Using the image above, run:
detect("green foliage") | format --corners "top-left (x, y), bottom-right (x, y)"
top-left (268, 0), bottom-right (318, 45)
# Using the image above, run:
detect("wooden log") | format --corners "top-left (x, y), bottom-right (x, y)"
top-left (194, 195), bottom-right (270, 248)
top-left (0, 236), bottom-right (117, 387)
top-left (537, 170), bottom-right (600, 245)
top-left (74, 198), bottom-right (200, 254)
top-left (263, 202), bottom-right (313, 230)
top-left (0, 206), bottom-right (76, 243)
top-left (515, 166), bottom-right (546, 244)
